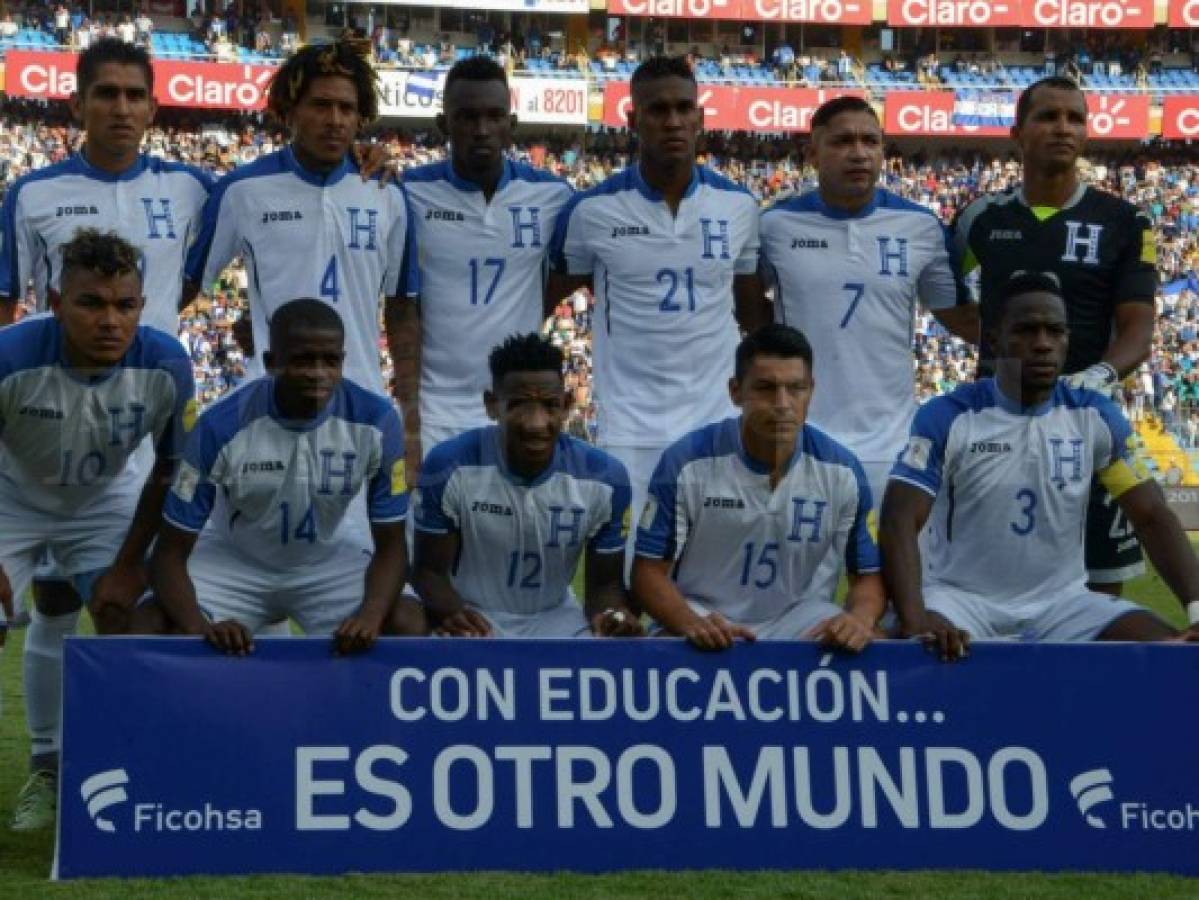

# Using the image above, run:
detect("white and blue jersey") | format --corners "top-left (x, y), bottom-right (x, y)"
top-left (0, 315), bottom-right (194, 515)
top-left (414, 427), bottom-right (630, 616)
top-left (636, 417), bottom-right (879, 627)
top-left (760, 188), bottom-right (958, 481)
top-left (549, 164), bottom-right (759, 447)
top-left (185, 147), bottom-right (418, 395)
top-left (164, 376), bottom-right (408, 570)
top-left (0, 152), bottom-right (212, 334)
top-left (403, 159), bottom-right (572, 436)
top-left (890, 379), bottom-right (1148, 605)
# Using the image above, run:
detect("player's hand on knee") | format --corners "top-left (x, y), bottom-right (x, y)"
top-left (203, 620), bottom-right (254, 655)
top-left (435, 609), bottom-right (492, 638)
top-left (806, 612), bottom-right (873, 653)
top-left (902, 611), bottom-right (970, 662)
top-left (89, 564), bottom-right (146, 634)
top-left (591, 607), bottom-right (644, 637)
top-left (1168, 623), bottom-right (1199, 643)
top-left (333, 611), bottom-right (385, 655)
top-left (683, 613), bottom-right (755, 651)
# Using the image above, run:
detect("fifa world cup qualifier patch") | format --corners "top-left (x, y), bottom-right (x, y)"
top-left (173, 461), bottom-right (201, 503)
top-left (639, 497), bottom-right (658, 530)
top-left (182, 398), bottom-right (199, 433)
top-left (900, 436), bottom-right (932, 471)
top-left (391, 460), bottom-right (407, 496)
top-left (620, 505), bottom-right (632, 539)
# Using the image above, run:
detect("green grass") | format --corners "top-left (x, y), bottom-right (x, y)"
top-left (0, 556), bottom-right (1194, 896)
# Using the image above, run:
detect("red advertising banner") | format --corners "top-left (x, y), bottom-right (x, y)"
top-left (4, 51), bottom-right (277, 111)
top-left (603, 82), bottom-right (862, 132)
top-left (1022, 0), bottom-right (1153, 28)
top-left (606, 0), bottom-right (869, 23)
top-left (887, 0), bottom-right (1021, 26)
top-left (1162, 96), bottom-right (1199, 141)
top-left (1168, 0), bottom-right (1199, 26)
top-left (882, 91), bottom-right (1150, 139)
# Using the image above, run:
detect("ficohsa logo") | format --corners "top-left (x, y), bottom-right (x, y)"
top-left (1070, 767), bottom-right (1199, 832)
top-left (79, 767), bottom-right (263, 834)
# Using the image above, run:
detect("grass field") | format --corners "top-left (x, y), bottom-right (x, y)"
top-left (0, 563), bottom-right (1195, 896)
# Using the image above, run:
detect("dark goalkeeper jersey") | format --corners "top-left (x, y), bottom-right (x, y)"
top-left (950, 184), bottom-right (1157, 375)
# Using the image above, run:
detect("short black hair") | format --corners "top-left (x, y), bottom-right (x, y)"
top-left (630, 55), bottom-right (695, 99)
top-left (61, 228), bottom-right (143, 288)
top-left (267, 41), bottom-right (379, 124)
top-left (488, 333), bottom-right (564, 387)
top-left (444, 55), bottom-right (508, 96)
top-left (735, 324), bottom-right (814, 381)
top-left (811, 96), bottom-right (877, 130)
top-left (1015, 75), bottom-right (1082, 127)
top-left (77, 37), bottom-right (154, 97)
top-left (268, 298), bottom-right (345, 350)
top-left (995, 271), bottom-right (1067, 325)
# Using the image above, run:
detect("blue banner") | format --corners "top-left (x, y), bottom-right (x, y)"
top-left (56, 638), bottom-right (1199, 879)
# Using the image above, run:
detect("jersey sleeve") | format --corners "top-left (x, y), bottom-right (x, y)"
top-left (414, 444), bottom-right (459, 534)
top-left (185, 179), bottom-right (240, 289)
top-left (383, 184), bottom-right (420, 299)
top-left (735, 199), bottom-right (761, 275)
top-left (843, 456), bottom-right (881, 575)
top-left (589, 458), bottom-right (632, 555)
top-left (366, 406), bottom-right (409, 523)
top-left (549, 195), bottom-right (594, 276)
top-left (888, 397), bottom-right (956, 496)
top-left (917, 221), bottom-right (961, 312)
top-left (0, 184), bottom-right (35, 301)
top-left (154, 348), bottom-right (198, 461)
top-left (947, 202), bottom-right (981, 305)
top-left (1112, 210), bottom-right (1158, 305)
top-left (162, 412), bottom-right (223, 533)
top-left (634, 446), bottom-right (689, 561)
top-left (1092, 392), bottom-right (1150, 499)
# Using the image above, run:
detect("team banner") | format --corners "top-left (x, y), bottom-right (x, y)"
top-left (602, 82), bottom-right (863, 132)
top-left (606, 0), bottom-right (872, 24)
top-left (883, 91), bottom-right (1149, 139)
top-left (1162, 96), bottom-right (1199, 141)
top-left (1168, 0), bottom-right (1199, 25)
top-left (378, 71), bottom-right (588, 124)
top-left (887, 0), bottom-right (1154, 26)
top-left (57, 638), bottom-right (1199, 879)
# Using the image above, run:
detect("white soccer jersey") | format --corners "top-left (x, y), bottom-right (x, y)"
top-left (890, 379), bottom-right (1147, 605)
top-left (414, 427), bottom-right (630, 616)
top-left (550, 165), bottom-right (759, 447)
top-left (403, 159), bottom-right (573, 434)
top-left (0, 152), bottom-right (212, 334)
top-left (635, 417), bottom-right (879, 627)
top-left (0, 316), bottom-right (194, 515)
top-left (186, 147), bottom-right (418, 395)
top-left (760, 188), bottom-right (958, 475)
top-left (163, 376), bottom-right (408, 569)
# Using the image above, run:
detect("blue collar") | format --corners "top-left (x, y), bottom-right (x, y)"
top-left (75, 149), bottom-right (149, 183)
top-left (444, 157), bottom-right (513, 194)
top-left (736, 418), bottom-right (804, 477)
top-left (813, 187), bottom-right (880, 220)
top-left (632, 163), bottom-right (700, 204)
top-left (282, 145), bottom-right (353, 187)
top-left (987, 377), bottom-right (1056, 417)
top-left (267, 377), bottom-right (337, 431)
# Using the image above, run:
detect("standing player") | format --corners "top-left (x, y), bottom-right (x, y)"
top-left (151, 300), bottom-right (416, 654)
top-left (0, 231), bottom-right (194, 828)
top-left (949, 76), bottom-right (1157, 595)
top-left (185, 41), bottom-right (417, 398)
top-left (881, 273), bottom-right (1199, 658)
top-left (395, 55), bottom-right (572, 471)
top-left (633, 325), bottom-right (883, 651)
top-left (549, 55), bottom-right (769, 548)
top-left (759, 97), bottom-right (977, 503)
top-left (412, 334), bottom-right (641, 638)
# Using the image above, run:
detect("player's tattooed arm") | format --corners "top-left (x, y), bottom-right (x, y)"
top-left (411, 529), bottom-right (491, 637)
top-left (1116, 480), bottom-right (1199, 634)
top-left (631, 556), bottom-right (754, 651)
top-left (879, 480), bottom-right (969, 662)
top-left (584, 547), bottom-right (642, 638)
top-left (385, 295), bottom-right (422, 477)
top-left (733, 273), bottom-right (771, 334)
top-left (335, 521), bottom-right (408, 655)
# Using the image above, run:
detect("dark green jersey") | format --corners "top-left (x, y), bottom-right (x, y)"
top-left (950, 184), bottom-right (1157, 375)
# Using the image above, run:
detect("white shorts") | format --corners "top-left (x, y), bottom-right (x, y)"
top-left (189, 534), bottom-right (373, 636)
top-left (925, 587), bottom-right (1144, 642)
top-left (470, 597), bottom-right (591, 638)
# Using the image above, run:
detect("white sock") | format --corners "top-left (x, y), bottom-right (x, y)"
top-left (23, 608), bottom-right (81, 770)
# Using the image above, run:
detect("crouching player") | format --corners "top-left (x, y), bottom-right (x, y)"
top-left (632, 324), bottom-right (884, 651)
top-left (881, 272), bottom-right (1199, 660)
top-left (411, 333), bottom-right (641, 638)
top-left (151, 299), bottom-right (418, 654)
top-left (0, 229), bottom-right (194, 829)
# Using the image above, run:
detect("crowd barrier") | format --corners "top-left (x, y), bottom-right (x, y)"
top-left (55, 637), bottom-right (1199, 879)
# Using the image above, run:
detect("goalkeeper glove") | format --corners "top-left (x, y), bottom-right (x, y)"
top-left (1065, 362), bottom-right (1119, 397)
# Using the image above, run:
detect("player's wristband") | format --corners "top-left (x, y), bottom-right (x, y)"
top-left (1186, 601), bottom-right (1199, 626)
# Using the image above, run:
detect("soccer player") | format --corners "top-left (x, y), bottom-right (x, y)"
top-left (185, 41), bottom-right (417, 398)
top-left (395, 55), bottom-right (573, 471)
top-left (412, 334), bottom-right (641, 638)
top-left (549, 55), bottom-right (769, 548)
top-left (151, 299), bottom-right (416, 654)
top-left (881, 273), bottom-right (1199, 660)
top-left (0, 230), bottom-right (194, 828)
top-left (949, 76), bottom-right (1157, 596)
top-left (632, 325), bottom-right (884, 651)
top-left (759, 97), bottom-right (977, 503)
